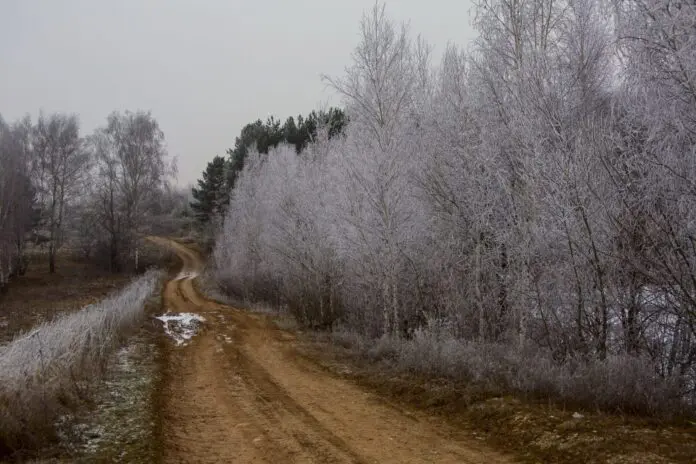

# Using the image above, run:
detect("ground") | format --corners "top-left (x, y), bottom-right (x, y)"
top-left (3, 241), bottom-right (696, 463)
top-left (300, 342), bottom-right (696, 464)
top-left (154, 238), bottom-right (696, 464)
top-left (153, 237), bottom-right (509, 463)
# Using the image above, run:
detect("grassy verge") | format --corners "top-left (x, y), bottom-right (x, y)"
top-left (57, 294), bottom-right (166, 463)
top-left (0, 270), bottom-right (162, 458)
top-left (295, 330), bottom-right (696, 463)
top-left (0, 245), bottom-right (175, 462)
top-left (193, 266), bottom-right (236, 306)
top-left (70, 238), bottom-right (179, 463)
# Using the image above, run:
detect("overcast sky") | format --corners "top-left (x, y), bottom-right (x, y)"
top-left (0, 0), bottom-right (476, 186)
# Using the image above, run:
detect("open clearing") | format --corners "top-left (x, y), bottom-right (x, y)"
top-left (152, 237), bottom-right (510, 463)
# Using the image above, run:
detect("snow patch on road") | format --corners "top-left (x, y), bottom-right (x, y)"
top-left (155, 313), bottom-right (206, 345)
top-left (175, 271), bottom-right (199, 281)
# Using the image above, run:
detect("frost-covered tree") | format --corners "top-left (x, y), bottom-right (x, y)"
top-left (213, 0), bottom-right (696, 413)
top-left (610, 0), bottom-right (696, 375)
top-left (321, 3), bottom-right (431, 335)
top-left (0, 116), bottom-right (35, 288)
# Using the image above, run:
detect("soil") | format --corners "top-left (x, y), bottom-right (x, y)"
top-left (153, 237), bottom-right (511, 464)
top-left (301, 351), bottom-right (696, 464)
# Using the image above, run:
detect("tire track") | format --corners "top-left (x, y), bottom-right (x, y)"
top-left (150, 237), bottom-right (513, 463)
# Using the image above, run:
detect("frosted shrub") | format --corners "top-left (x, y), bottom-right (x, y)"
top-left (368, 325), bottom-right (688, 417)
top-left (561, 356), bottom-right (684, 416)
top-left (0, 269), bottom-right (161, 454)
top-left (331, 328), bottom-right (367, 352)
top-left (366, 334), bottom-right (401, 362)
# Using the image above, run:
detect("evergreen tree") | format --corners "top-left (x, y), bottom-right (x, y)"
top-left (224, 108), bottom-right (348, 191)
top-left (191, 108), bottom-right (348, 214)
top-left (226, 117), bottom-right (285, 189)
top-left (190, 156), bottom-right (229, 224)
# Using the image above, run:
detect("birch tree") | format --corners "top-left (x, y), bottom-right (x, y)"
top-left (0, 116), bottom-right (35, 288)
top-left (323, 3), bottom-right (426, 336)
top-left (211, 0), bottom-right (696, 411)
top-left (32, 113), bottom-right (90, 273)
top-left (90, 111), bottom-right (172, 271)
top-left (612, 0), bottom-right (696, 375)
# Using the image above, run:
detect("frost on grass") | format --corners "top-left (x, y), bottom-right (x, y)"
top-left (195, 266), bottom-right (236, 306)
top-left (0, 269), bottom-right (162, 454)
top-left (60, 333), bottom-right (160, 463)
top-left (155, 313), bottom-right (205, 345)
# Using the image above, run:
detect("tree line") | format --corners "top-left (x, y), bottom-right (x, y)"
top-left (213, 0), bottom-right (696, 415)
top-left (0, 110), bottom-right (176, 289)
top-left (190, 108), bottom-right (346, 227)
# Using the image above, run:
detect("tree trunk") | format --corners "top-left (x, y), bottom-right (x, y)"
top-left (391, 276), bottom-right (399, 336)
top-left (48, 242), bottom-right (56, 274)
top-left (110, 237), bottom-right (120, 273)
top-left (383, 278), bottom-right (391, 335)
top-left (475, 238), bottom-right (485, 342)
top-left (496, 243), bottom-right (509, 340)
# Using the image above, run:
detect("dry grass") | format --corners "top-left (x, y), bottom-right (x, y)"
top-left (0, 242), bottom-right (177, 462)
top-left (193, 266), bottom-right (239, 307)
top-left (344, 329), bottom-right (687, 418)
top-left (60, 329), bottom-right (164, 463)
top-left (299, 330), bottom-right (696, 464)
top-left (0, 261), bottom-right (162, 458)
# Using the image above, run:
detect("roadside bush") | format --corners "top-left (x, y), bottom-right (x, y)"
top-left (0, 269), bottom-right (162, 456)
top-left (341, 325), bottom-right (689, 418)
top-left (561, 356), bottom-right (684, 416)
top-left (331, 327), bottom-right (367, 353)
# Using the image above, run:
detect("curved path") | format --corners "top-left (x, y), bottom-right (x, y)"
top-left (150, 237), bottom-right (511, 464)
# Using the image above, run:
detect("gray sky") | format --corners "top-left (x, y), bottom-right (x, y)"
top-left (0, 0), bottom-right (476, 186)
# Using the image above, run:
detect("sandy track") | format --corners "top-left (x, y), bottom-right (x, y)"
top-left (152, 237), bottom-right (511, 464)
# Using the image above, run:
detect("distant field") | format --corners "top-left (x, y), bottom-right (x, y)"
top-left (0, 251), bottom-right (132, 345)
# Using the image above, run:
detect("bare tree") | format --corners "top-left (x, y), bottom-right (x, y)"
top-left (611, 0), bottom-right (696, 378)
top-left (322, 3), bottom-right (428, 336)
top-left (322, 2), bottom-right (416, 151)
top-left (89, 111), bottom-right (173, 271)
top-left (0, 115), bottom-right (35, 288)
top-left (31, 113), bottom-right (90, 273)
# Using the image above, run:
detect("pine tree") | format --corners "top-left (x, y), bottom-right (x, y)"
top-left (191, 156), bottom-right (229, 224)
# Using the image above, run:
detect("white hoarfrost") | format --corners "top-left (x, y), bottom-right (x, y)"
top-left (175, 270), bottom-right (199, 281)
top-left (213, 1), bottom-right (696, 414)
top-left (0, 269), bottom-right (162, 446)
top-left (155, 313), bottom-right (206, 345)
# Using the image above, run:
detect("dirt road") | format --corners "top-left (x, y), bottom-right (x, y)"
top-left (152, 238), bottom-right (511, 463)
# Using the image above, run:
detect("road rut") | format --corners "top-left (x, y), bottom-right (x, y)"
top-left (151, 237), bottom-right (511, 464)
